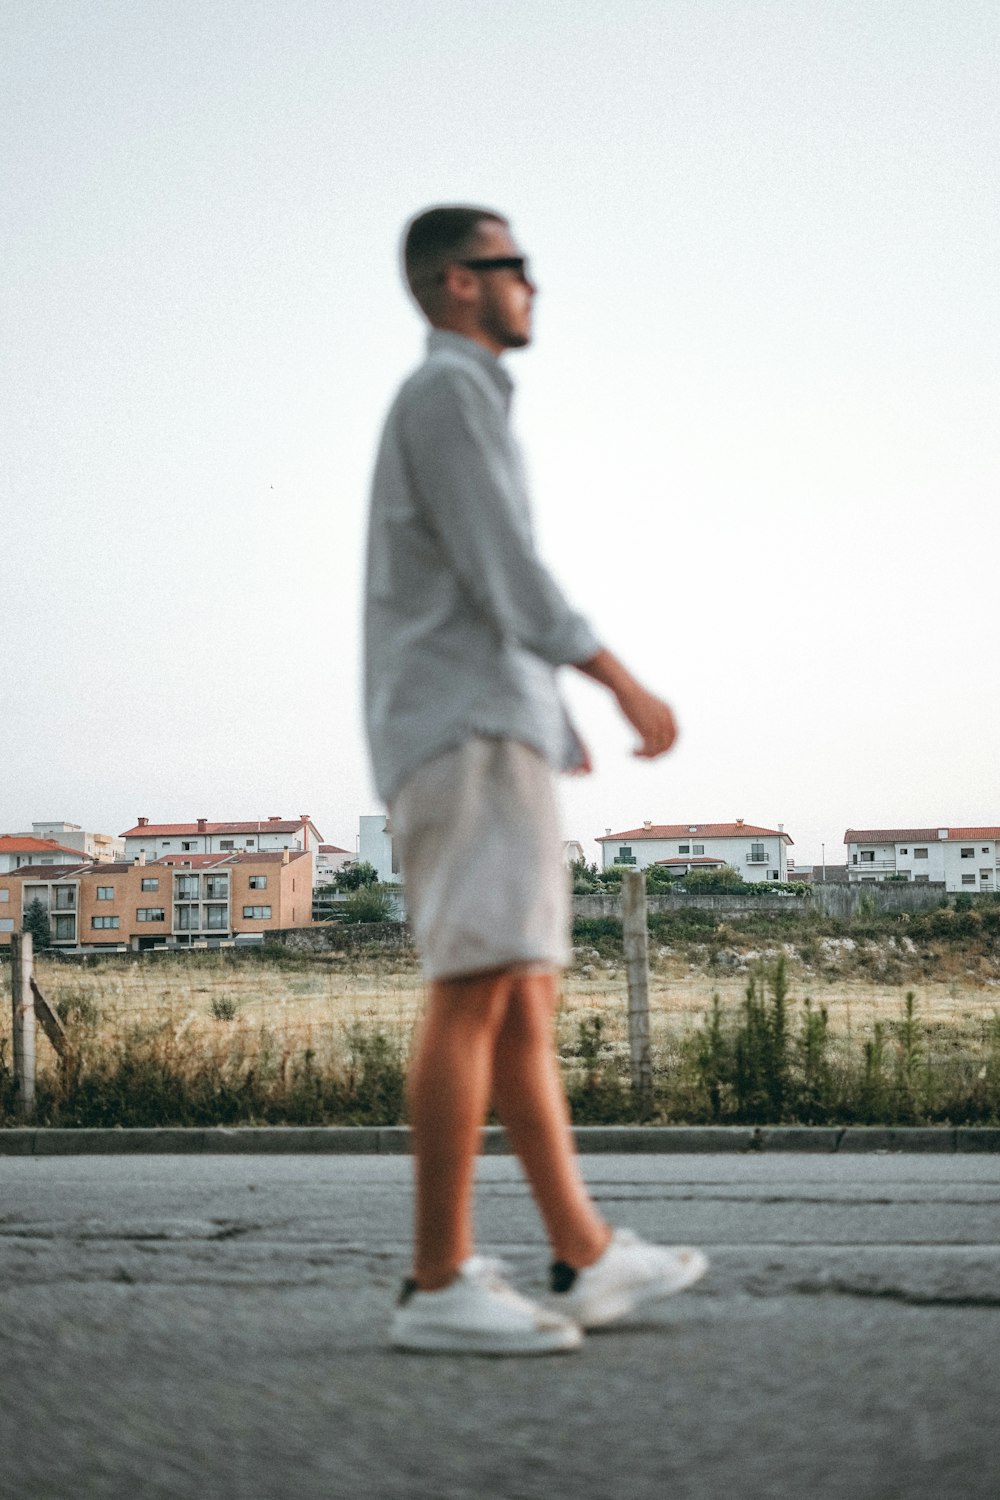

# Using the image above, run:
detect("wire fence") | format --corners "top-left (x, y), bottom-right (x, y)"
top-left (5, 902), bottom-right (1000, 1128)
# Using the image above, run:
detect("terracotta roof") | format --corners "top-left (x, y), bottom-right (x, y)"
top-left (318, 844), bottom-right (350, 854)
top-left (844, 827), bottom-right (1000, 844)
top-left (155, 850), bottom-right (309, 868)
top-left (0, 835), bottom-right (85, 857)
top-left (6, 864), bottom-right (89, 880)
top-left (120, 819), bottom-right (317, 838)
top-left (598, 823), bottom-right (792, 844)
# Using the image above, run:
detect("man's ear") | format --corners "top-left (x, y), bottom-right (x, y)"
top-left (441, 262), bottom-right (480, 307)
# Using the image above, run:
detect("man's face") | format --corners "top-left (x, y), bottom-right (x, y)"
top-left (465, 221), bottom-right (536, 351)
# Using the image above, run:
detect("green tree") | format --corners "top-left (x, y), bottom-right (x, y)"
top-left (22, 897), bottom-right (51, 950)
top-left (335, 861), bottom-right (379, 892)
top-left (569, 858), bottom-right (601, 894)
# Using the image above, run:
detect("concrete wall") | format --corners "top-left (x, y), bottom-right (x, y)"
top-left (810, 881), bottom-right (947, 918)
top-left (573, 883), bottom-right (948, 921)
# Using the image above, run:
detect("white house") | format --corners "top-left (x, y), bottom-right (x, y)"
top-left (0, 836), bottom-right (88, 874)
top-left (844, 827), bottom-right (999, 893)
top-left (121, 815), bottom-right (323, 862)
top-left (596, 821), bottom-right (792, 882)
top-left (315, 844), bottom-right (353, 886)
top-left (358, 815), bottom-right (401, 884)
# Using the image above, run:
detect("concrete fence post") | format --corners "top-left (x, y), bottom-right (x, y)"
top-left (10, 931), bottom-right (36, 1119)
top-left (622, 869), bottom-right (652, 1118)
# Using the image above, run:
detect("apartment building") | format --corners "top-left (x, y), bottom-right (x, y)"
top-left (23, 821), bottom-right (125, 862)
top-left (597, 821), bottom-right (792, 882)
top-left (0, 850), bottom-right (312, 951)
top-left (120, 815), bottom-right (323, 863)
top-left (844, 827), bottom-right (1000, 893)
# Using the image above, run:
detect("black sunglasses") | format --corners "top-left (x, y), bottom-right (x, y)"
top-left (458, 256), bottom-right (531, 278)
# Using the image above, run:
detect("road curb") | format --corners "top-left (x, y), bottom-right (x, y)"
top-left (1, 1125), bottom-right (999, 1154)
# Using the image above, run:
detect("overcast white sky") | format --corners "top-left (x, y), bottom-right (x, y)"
top-left (3, 1), bottom-right (997, 865)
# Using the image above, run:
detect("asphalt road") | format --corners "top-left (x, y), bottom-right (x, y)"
top-left (1, 1153), bottom-right (997, 1500)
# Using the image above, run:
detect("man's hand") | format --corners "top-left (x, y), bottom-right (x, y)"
top-left (614, 679), bottom-right (677, 758)
top-left (575, 648), bottom-right (679, 761)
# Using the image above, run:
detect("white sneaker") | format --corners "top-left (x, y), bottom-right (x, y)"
top-left (391, 1255), bottom-right (583, 1355)
top-left (549, 1229), bottom-right (708, 1329)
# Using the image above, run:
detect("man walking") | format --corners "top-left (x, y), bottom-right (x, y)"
top-left (365, 205), bottom-right (707, 1354)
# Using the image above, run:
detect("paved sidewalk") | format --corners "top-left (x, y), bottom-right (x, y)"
top-left (0, 1123), bottom-right (998, 1153)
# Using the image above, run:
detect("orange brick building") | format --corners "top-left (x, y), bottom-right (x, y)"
top-left (0, 850), bottom-right (312, 951)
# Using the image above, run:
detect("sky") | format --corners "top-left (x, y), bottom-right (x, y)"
top-left (3, 0), bottom-right (997, 866)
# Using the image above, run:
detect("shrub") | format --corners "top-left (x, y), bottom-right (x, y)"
top-left (341, 884), bottom-right (395, 923)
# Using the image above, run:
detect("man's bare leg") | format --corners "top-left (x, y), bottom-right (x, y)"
top-left (406, 970), bottom-right (513, 1290)
top-left (490, 972), bottom-right (611, 1269)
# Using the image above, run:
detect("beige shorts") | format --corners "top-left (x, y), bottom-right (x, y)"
top-left (390, 736), bottom-right (570, 983)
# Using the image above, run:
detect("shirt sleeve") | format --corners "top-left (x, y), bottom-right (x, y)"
top-left (399, 362), bottom-right (601, 668)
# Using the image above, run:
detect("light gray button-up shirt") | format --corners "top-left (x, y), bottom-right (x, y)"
top-left (364, 329), bottom-right (600, 804)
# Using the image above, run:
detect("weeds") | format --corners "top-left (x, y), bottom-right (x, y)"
top-left (684, 967), bottom-right (1000, 1126)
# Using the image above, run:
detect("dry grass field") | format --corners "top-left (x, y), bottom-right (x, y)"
top-left (4, 943), bottom-right (998, 1090)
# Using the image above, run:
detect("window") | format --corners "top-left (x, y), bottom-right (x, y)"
top-left (249, 875), bottom-right (268, 890)
top-left (175, 875), bottom-right (199, 900)
top-left (860, 851), bottom-right (875, 864)
top-left (914, 848), bottom-right (928, 859)
top-left (983, 848), bottom-right (991, 855)
top-left (40, 855), bottom-right (54, 864)
top-left (141, 878), bottom-right (159, 892)
top-left (749, 843), bottom-right (766, 863)
top-left (961, 874), bottom-right (976, 886)
top-left (242, 905), bottom-right (272, 919)
top-left (204, 905), bottom-right (227, 930)
top-left (914, 874), bottom-right (929, 884)
top-left (693, 844), bottom-right (705, 856)
top-left (678, 844), bottom-right (690, 855)
top-left (160, 841), bottom-right (171, 847)
top-left (91, 915), bottom-right (120, 929)
top-left (182, 841), bottom-right (197, 852)
top-left (980, 870), bottom-right (993, 884)
top-left (219, 840), bottom-right (234, 851)
top-left (53, 915), bottom-right (75, 941)
top-left (54, 887), bottom-right (75, 910)
top-left (204, 875), bottom-right (229, 899)
top-left (961, 848), bottom-right (974, 859)
top-left (615, 846), bottom-right (636, 865)
top-left (0, 918), bottom-right (14, 933)
top-left (174, 906), bottom-right (199, 930)
top-left (136, 908), bottom-right (165, 922)
top-left (96, 886), bottom-right (114, 900)
top-left (0, 889), bottom-right (8, 902)
top-left (900, 849), bottom-right (908, 855)
top-left (245, 839), bottom-right (255, 848)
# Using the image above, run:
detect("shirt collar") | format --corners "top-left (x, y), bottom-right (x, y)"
top-left (426, 329), bottom-right (514, 397)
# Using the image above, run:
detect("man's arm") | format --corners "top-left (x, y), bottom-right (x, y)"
top-left (401, 365), bottom-right (599, 668)
top-left (575, 648), bottom-right (678, 759)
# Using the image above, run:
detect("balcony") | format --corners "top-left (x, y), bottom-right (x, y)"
top-left (746, 852), bottom-right (770, 865)
top-left (855, 859), bottom-right (897, 872)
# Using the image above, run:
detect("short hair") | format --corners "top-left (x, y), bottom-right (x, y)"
top-left (402, 204), bottom-right (507, 315)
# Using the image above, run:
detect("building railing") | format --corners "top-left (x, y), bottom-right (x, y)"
top-left (855, 859), bottom-right (897, 872)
